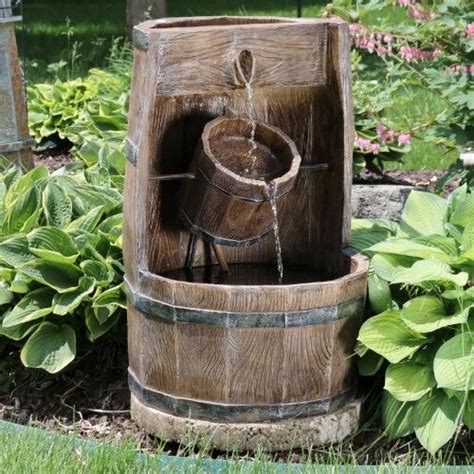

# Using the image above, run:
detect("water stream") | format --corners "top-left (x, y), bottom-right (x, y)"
top-left (245, 79), bottom-right (258, 175)
top-left (243, 67), bottom-right (284, 282)
top-left (267, 182), bottom-right (284, 282)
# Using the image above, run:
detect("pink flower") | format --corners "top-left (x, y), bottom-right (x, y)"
top-left (408, 5), bottom-right (435, 21)
top-left (376, 123), bottom-right (397, 143)
top-left (399, 45), bottom-right (440, 62)
top-left (370, 143), bottom-right (381, 155)
top-left (398, 133), bottom-right (412, 146)
top-left (355, 137), bottom-right (381, 155)
top-left (470, 65), bottom-right (474, 75)
top-left (467, 24), bottom-right (474, 38)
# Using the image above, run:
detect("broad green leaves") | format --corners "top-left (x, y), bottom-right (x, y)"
top-left (358, 311), bottom-right (426, 363)
top-left (354, 187), bottom-right (474, 454)
top-left (384, 362), bottom-right (435, 401)
top-left (400, 191), bottom-right (447, 237)
top-left (3, 288), bottom-right (55, 327)
top-left (414, 390), bottom-right (461, 455)
top-left (43, 181), bottom-right (72, 228)
top-left (0, 164), bottom-right (124, 374)
top-left (20, 322), bottom-right (76, 373)
top-left (401, 296), bottom-right (470, 333)
top-left (433, 333), bottom-right (474, 391)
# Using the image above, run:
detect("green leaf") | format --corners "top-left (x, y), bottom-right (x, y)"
top-left (358, 349), bottom-right (384, 376)
top-left (369, 239), bottom-right (450, 262)
top-left (371, 253), bottom-right (414, 282)
top-left (92, 283), bottom-right (125, 308)
top-left (401, 296), bottom-right (470, 333)
top-left (53, 277), bottom-right (95, 316)
top-left (4, 166), bottom-right (48, 207)
top-left (81, 259), bottom-right (114, 285)
top-left (414, 390), bottom-right (462, 455)
top-left (66, 205), bottom-right (104, 233)
top-left (357, 310), bottom-right (426, 363)
top-left (2, 187), bottom-right (41, 235)
top-left (0, 235), bottom-right (35, 268)
top-left (400, 191), bottom-right (447, 237)
top-left (461, 219), bottom-right (474, 251)
top-left (450, 193), bottom-right (474, 227)
top-left (3, 288), bottom-right (55, 327)
top-left (382, 392), bottom-right (415, 438)
top-left (391, 260), bottom-right (468, 288)
top-left (368, 272), bottom-right (392, 313)
top-left (463, 392), bottom-right (474, 430)
top-left (384, 362), bottom-right (435, 402)
top-left (43, 181), bottom-right (72, 228)
top-left (18, 259), bottom-right (82, 293)
top-left (20, 322), bottom-right (76, 373)
top-left (412, 235), bottom-right (458, 257)
top-left (351, 230), bottom-right (390, 253)
top-left (0, 286), bottom-right (14, 305)
top-left (10, 273), bottom-right (33, 294)
top-left (85, 307), bottom-right (120, 342)
top-left (28, 227), bottom-right (78, 264)
top-left (0, 317), bottom-right (40, 341)
top-left (433, 333), bottom-right (474, 391)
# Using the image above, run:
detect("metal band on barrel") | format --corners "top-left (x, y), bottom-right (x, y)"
top-left (180, 209), bottom-right (271, 247)
top-left (128, 370), bottom-right (355, 423)
top-left (125, 280), bottom-right (364, 329)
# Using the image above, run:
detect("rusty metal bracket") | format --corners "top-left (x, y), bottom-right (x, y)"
top-left (125, 137), bottom-right (138, 166)
top-left (133, 28), bottom-right (150, 52)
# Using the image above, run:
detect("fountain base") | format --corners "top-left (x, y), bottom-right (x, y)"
top-left (131, 394), bottom-right (362, 452)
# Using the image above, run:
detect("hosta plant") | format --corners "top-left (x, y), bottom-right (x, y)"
top-left (0, 162), bottom-right (125, 373)
top-left (352, 186), bottom-right (474, 455)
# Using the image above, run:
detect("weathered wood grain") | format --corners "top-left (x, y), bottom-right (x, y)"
top-left (124, 17), bottom-right (367, 427)
top-left (0, 5), bottom-right (33, 169)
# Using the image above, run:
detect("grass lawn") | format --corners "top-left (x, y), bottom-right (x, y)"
top-left (21, 0), bottom-right (325, 82)
top-left (0, 420), bottom-right (471, 473)
top-left (20, 0), bottom-right (457, 171)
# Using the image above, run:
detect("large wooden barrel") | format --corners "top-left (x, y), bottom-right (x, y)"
top-left (126, 250), bottom-right (368, 450)
top-left (180, 117), bottom-right (301, 246)
top-left (124, 17), bottom-right (368, 450)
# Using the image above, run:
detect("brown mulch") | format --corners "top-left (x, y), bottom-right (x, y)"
top-left (33, 149), bottom-right (75, 171)
top-left (354, 169), bottom-right (460, 196)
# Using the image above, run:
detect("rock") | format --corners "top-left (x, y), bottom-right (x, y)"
top-left (352, 184), bottom-right (415, 221)
top-left (131, 394), bottom-right (362, 452)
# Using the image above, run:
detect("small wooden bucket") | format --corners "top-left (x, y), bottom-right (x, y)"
top-left (180, 117), bottom-right (301, 246)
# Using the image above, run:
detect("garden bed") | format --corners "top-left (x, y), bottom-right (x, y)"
top-left (0, 339), bottom-right (472, 466)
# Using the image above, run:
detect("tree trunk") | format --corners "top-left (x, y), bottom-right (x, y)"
top-left (127, 0), bottom-right (167, 36)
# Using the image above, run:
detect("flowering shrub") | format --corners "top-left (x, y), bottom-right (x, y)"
top-left (352, 186), bottom-right (474, 454)
top-left (326, 0), bottom-right (474, 177)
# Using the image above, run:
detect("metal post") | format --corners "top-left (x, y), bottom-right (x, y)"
top-left (296, 0), bottom-right (302, 18)
top-left (0, 0), bottom-right (34, 169)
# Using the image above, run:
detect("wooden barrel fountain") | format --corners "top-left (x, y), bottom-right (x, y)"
top-left (124, 16), bottom-right (369, 451)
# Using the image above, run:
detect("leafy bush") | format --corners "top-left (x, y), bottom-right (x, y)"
top-left (352, 187), bottom-right (474, 454)
top-left (0, 162), bottom-right (125, 373)
top-left (326, 0), bottom-right (473, 176)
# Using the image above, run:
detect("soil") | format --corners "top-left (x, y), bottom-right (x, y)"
top-left (33, 148), bottom-right (75, 171)
top-left (354, 169), bottom-right (460, 196)
top-left (0, 336), bottom-right (472, 465)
